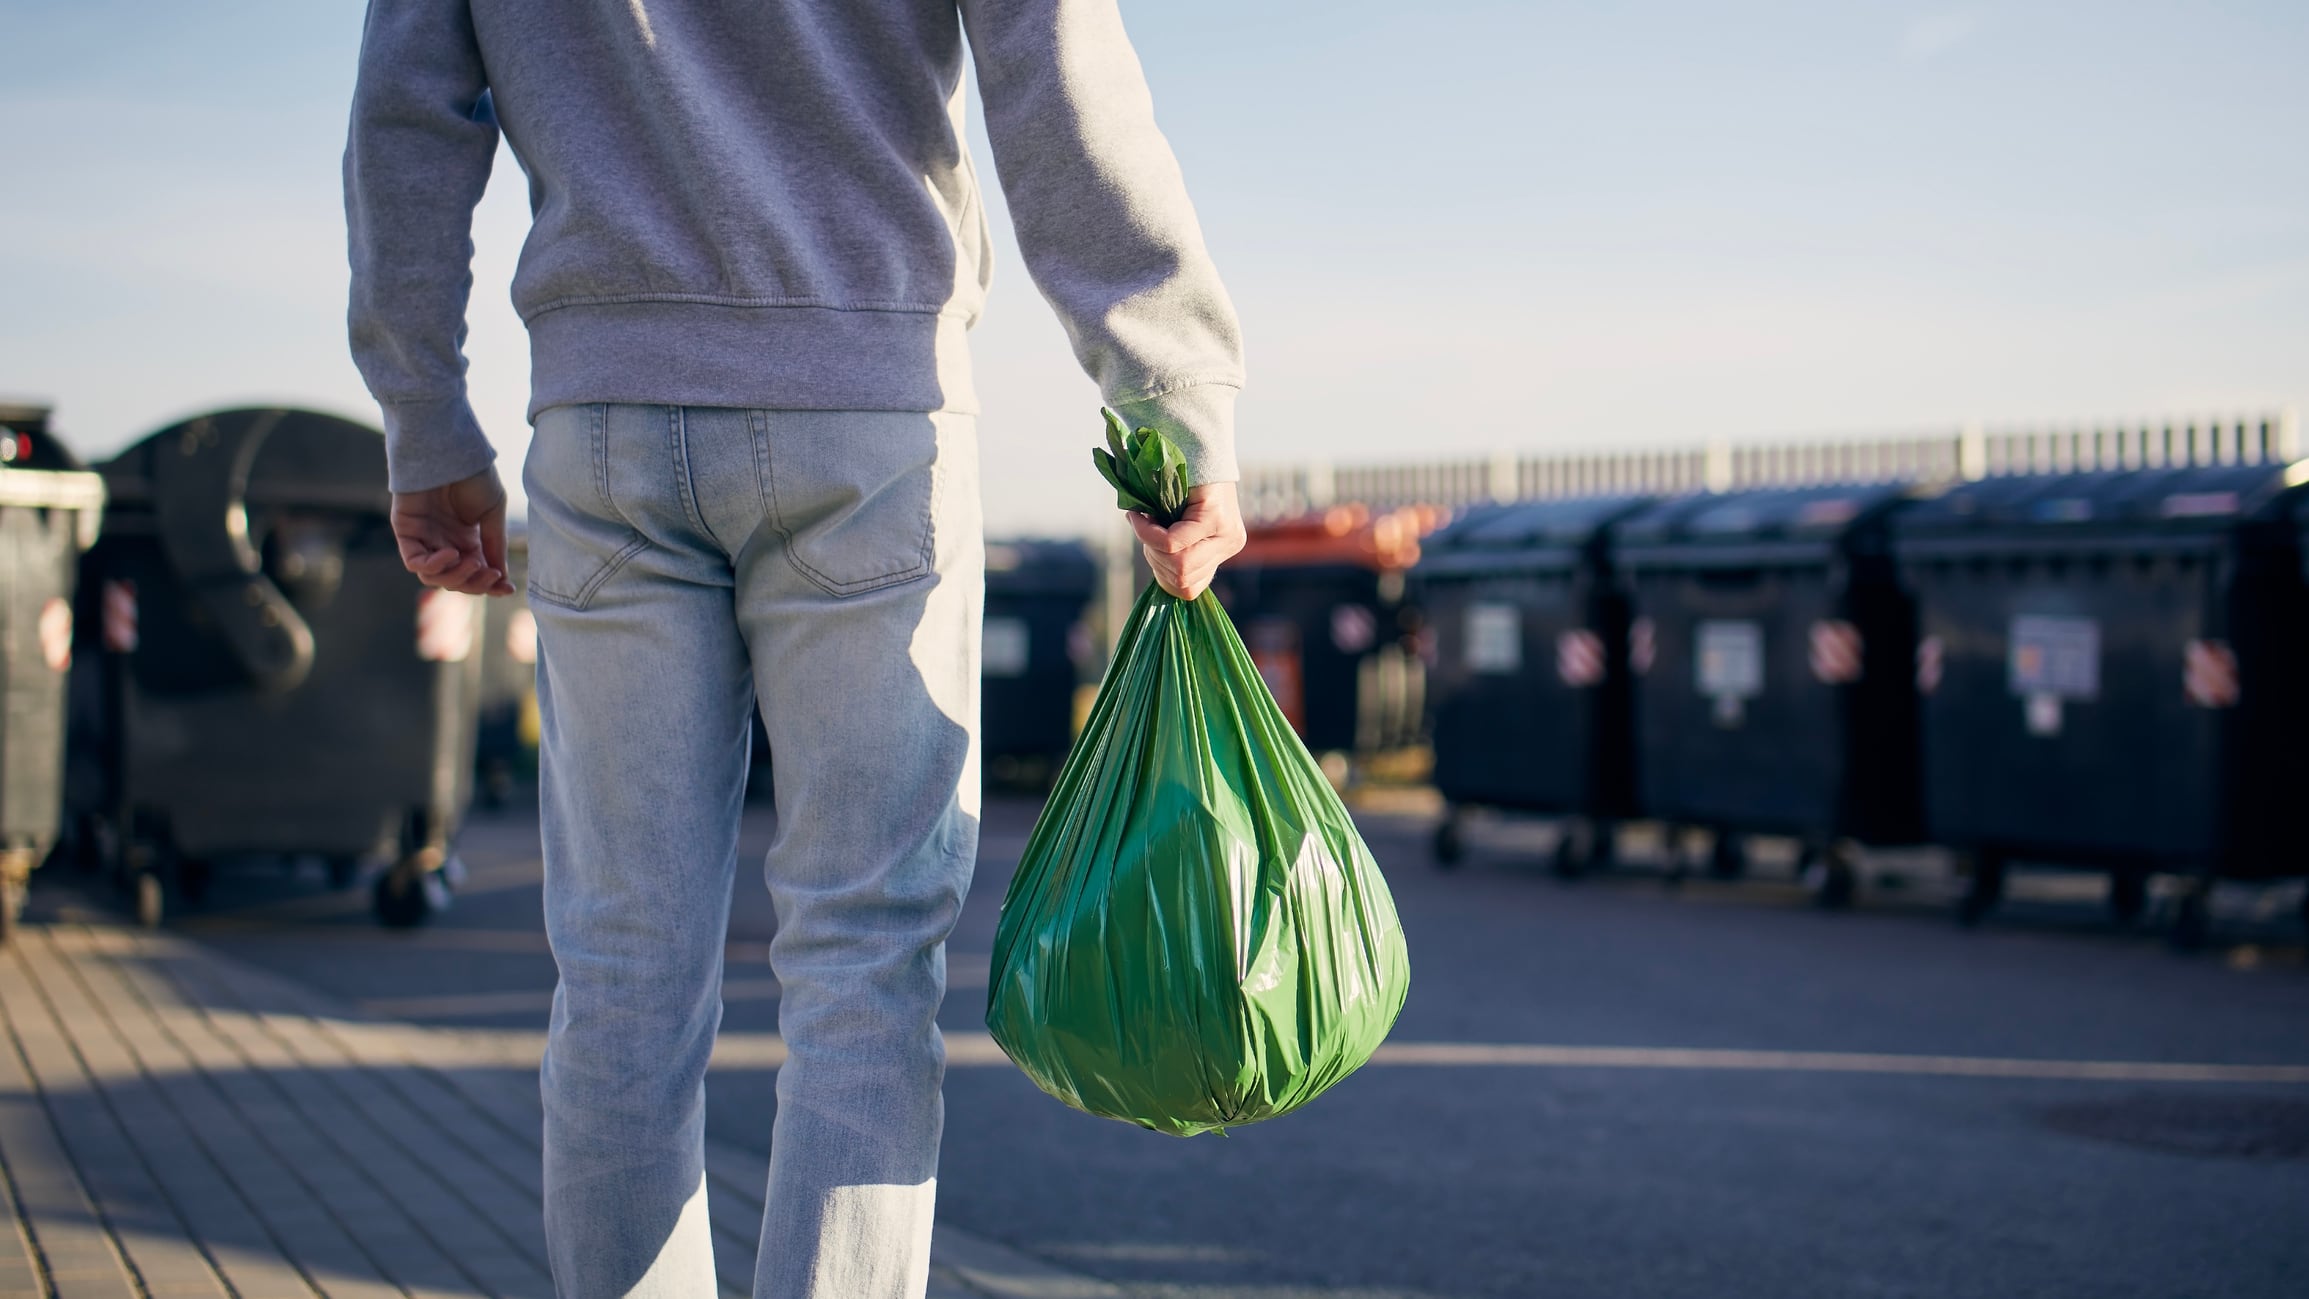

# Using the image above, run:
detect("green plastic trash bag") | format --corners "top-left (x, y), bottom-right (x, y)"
top-left (985, 414), bottom-right (1411, 1137)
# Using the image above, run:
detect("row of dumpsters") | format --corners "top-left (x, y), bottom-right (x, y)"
top-left (0, 401), bottom-right (2300, 947)
top-left (1415, 468), bottom-right (2309, 948)
top-left (989, 458), bottom-right (2309, 949)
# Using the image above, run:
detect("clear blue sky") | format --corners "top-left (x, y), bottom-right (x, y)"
top-left (2, 1), bottom-right (2302, 536)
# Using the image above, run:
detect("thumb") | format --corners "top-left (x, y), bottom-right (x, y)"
top-left (479, 500), bottom-right (509, 577)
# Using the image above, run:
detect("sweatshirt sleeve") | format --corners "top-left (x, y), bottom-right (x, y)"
top-left (958, 0), bottom-right (1246, 486)
top-left (343, 0), bottom-right (501, 494)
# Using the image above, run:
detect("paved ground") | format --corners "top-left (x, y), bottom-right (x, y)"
top-left (0, 914), bottom-right (1124, 1298)
top-left (21, 791), bottom-right (2309, 1299)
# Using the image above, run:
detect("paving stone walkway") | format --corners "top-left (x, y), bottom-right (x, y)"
top-left (0, 922), bottom-right (1116, 1299)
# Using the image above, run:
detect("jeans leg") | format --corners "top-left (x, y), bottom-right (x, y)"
top-left (732, 410), bottom-right (983, 1299)
top-left (528, 404), bottom-right (754, 1299)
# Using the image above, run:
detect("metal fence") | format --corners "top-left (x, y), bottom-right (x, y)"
top-left (1240, 409), bottom-right (2301, 521)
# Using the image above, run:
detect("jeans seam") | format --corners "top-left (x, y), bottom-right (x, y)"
top-left (527, 533), bottom-right (652, 611)
top-left (590, 404), bottom-right (611, 513)
top-left (669, 406), bottom-right (717, 547)
top-left (749, 408), bottom-right (789, 564)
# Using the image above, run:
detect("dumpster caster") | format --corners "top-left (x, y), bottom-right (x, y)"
top-left (133, 871), bottom-right (164, 930)
top-left (1707, 833), bottom-right (1746, 881)
top-left (2169, 881), bottom-right (2212, 952)
top-left (1551, 820), bottom-right (1593, 880)
top-left (1589, 821), bottom-right (1618, 872)
top-left (0, 852), bottom-right (29, 947)
top-left (1956, 852), bottom-right (2006, 927)
top-left (177, 860), bottom-right (213, 908)
top-left (374, 850), bottom-right (449, 928)
top-left (1432, 814), bottom-right (1466, 871)
top-left (326, 855), bottom-right (361, 890)
top-left (70, 814), bottom-right (117, 876)
top-left (2108, 870), bottom-right (2149, 927)
top-left (1803, 843), bottom-right (1858, 910)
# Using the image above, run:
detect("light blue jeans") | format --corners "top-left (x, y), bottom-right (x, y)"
top-left (522, 404), bottom-right (982, 1299)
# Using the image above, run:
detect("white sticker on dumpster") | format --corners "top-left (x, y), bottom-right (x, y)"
top-left (2008, 615), bottom-right (2098, 700)
top-left (1466, 603), bottom-right (1522, 674)
top-left (1697, 620), bottom-right (1764, 700)
top-left (983, 617), bottom-right (1030, 677)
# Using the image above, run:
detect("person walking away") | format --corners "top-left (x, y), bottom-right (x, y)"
top-left (344, 1), bottom-right (1246, 1296)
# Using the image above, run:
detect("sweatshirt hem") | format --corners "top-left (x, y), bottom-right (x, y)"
top-left (526, 300), bottom-right (980, 423)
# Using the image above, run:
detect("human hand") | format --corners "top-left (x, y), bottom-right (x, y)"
top-left (1126, 481), bottom-right (1246, 602)
top-left (391, 467), bottom-right (516, 596)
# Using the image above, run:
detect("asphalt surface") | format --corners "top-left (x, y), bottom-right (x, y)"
top-left (39, 791), bottom-right (2309, 1299)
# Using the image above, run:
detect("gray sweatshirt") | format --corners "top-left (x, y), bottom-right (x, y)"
top-left (345, 0), bottom-right (1243, 494)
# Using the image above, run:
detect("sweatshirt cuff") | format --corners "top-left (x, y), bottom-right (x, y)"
top-left (380, 395), bottom-right (499, 493)
top-left (1111, 383), bottom-right (1240, 489)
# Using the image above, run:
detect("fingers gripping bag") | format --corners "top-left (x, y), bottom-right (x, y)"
top-left (986, 415), bottom-right (1411, 1137)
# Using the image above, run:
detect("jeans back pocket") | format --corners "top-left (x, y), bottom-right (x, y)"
top-left (523, 405), bottom-right (650, 611)
top-left (756, 410), bottom-right (940, 598)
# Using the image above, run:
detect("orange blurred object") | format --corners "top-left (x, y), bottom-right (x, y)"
top-left (1235, 504), bottom-right (1449, 572)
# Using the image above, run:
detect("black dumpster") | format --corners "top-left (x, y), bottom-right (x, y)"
top-left (0, 404), bottom-right (106, 940)
top-left (982, 539), bottom-right (1097, 787)
top-left (1414, 495), bottom-right (1651, 873)
top-left (1892, 465), bottom-right (2309, 942)
top-left (1614, 483), bottom-right (1924, 900)
top-left (67, 407), bottom-right (484, 928)
top-left (474, 527), bottom-right (537, 807)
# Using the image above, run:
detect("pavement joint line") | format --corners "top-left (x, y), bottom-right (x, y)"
top-left (172, 1022), bottom-right (2309, 1088)
top-left (51, 935), bottom-right (378, 1299)
top-left (101, 931), bottom-right (554, 1282)
top-left (98, 930), bottom-right (740, 1295)
top-left (0, 1130), bottom-right (44, 1299)
top-left (9, 933), bottom-right (239, 1299)
top-left (89, 925), bottom-right (1128, 1299)
top-left (104, 938), bottom-right (547, 1299)
top-left (124, 938), bottom-right (551, 1294)
top-left (114, 955), bottom-right (547, 1299)
top-left (1366, 1042), bottom-right (2309, 1082)
top-left (0, 945), bottom-right (148, 1299)
top-left (47, 931), bottom-right (402, 1298)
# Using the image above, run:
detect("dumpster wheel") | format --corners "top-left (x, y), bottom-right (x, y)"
top-left (1955, 851), bottom-right (2006, 927)
top-left (374, 849), bottom-right (448, 928)
top-left (133, 872), bottom-right (164, 930)
top-left (1432, 814), bottom-right (1466, 871)
top-left (0, 885), bottom-right (18, 947)
top-left (1550, 821), bottom-right (1590, 880)
top-left (2169, 877), bottom-right (2213, 952)
top-left (2108, 870), bottom-right (2149, 927)
top-left (1803, 842), bottom-right (1859, 910)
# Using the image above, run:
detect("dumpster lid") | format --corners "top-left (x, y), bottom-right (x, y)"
top-left (1892, 465), bottom-right (2302, 540)
top-left (100, 407), bottom-right (392, 512)
top-left (1613, 482), bottom-right (1915, 560)
top-left (1416, 495), bottom-right (1652, 575)
top-left (1236, 504), bottom-right (1444, 572)
top-left (0, 402), bottom-right (94, 472)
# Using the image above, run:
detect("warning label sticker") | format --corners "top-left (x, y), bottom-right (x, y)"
top-left (2008, 615), bottom-right (2099, 700)
top-left (983, 616), bottom-right (1030, 678)
top-left (1466, 603), bottom-right (1522, 674)
top-left (1697, 620), bottom-right (1764, 700)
